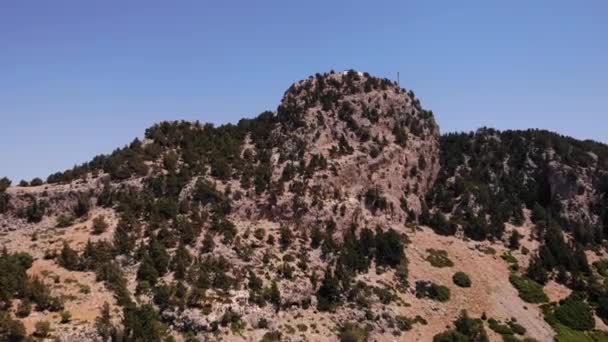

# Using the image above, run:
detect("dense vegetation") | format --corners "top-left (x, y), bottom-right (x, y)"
top-left (427, 128), bottom-right (608, 244)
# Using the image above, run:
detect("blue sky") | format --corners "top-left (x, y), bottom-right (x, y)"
top-left (1, 1), bottom-right (606, 181)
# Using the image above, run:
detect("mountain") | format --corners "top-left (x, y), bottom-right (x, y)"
top-left (1, 70), bottom-right (608, 341)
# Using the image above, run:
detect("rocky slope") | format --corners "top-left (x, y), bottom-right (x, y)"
top-left (1, 71), bottom-right (608, 342)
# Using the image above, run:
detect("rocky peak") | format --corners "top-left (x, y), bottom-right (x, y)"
top-left (248, 70), bottom-right (441, 231)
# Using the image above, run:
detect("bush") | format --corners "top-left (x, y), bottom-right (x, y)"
top-left (508, 230), bottom-right (522, 250)
top-left (0, 313), bottom-right (26, 340)
top-left (0, 252), bottom-right (33, 308)
top-left (508, 321), bottom-right (526, 335)
top-left (254, 227), bottom-right (266, 240)
top-left (279, 225), bottom-right (293, 250)
top-left (555, 297), bottom-right (595, 331)
top-left (339, 322), bottom-right (368, 342)
top-left (0, 193), bottom-right (9, 214)
top-left (488, 318), bottom-right (513, 335)
top-left (593, 259), bottom-right (608, 277)
top-left (122, 304), bottom-right (165, 341)
top-left (74, 195), bottom-right (91, 217)
top-left (0, 177), bottom-right (11, 192)
top-left (16, 299), bottom-right (32, 318)
top-left (92, 215), bottom-right (109, 235)
top-left (416, 281), bottom-right (451, 302)
top-left (261, 331), bottom-right (282, 342)
top-left (395, 315), bottom-right (413, 331)
top-left (34, 320), bottom-right (51, 338)
top-left (257, 318), bottom-right (269, 329)
top-left (58, 242), bottom-right (80, 271)
top-left (56, 214), bottom-right (74, 228)
top-left (428, 212), bottom-right (458, 236)
top-left (317, 271), bottom-right (341, 311)
top-left (30, 178), bottom-right (44, 186)
top-left (61, 310), bottom-right (72, 323)
top-left (509, 274), bottom-right (548, 303)
top-left (426, 249), bottom-right (454, 268)
top-left (433, 310), bottom-right (488, 342)
top-left (25, 200), bottom-right (46, 223)
top-left (375, 228), bottom-right (405, 268)
top-left (364, 187), bottom-right (388, 214)
top-left (452, 272), bottom-right (472, 288)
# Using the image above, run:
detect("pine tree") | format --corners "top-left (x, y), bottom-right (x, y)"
top-left (58, 242), bottom-right (80, 271)
top-left (201, 232), bottom-right (215, 253)
top-left (172, 244), bottom-right (191, 280)
top-left (316, 270), bottom-right (341, 312)
top-left (526, 255), bottom-right (549, 285)
top-left (279, 225), bottom-right (293, 250)
top-left (374, 228), bottom-right (405, 268)
top-left (268, 281), bottom-right (281, 312)
top-left (74, 195), bottom-right (91, 218)
top-left (508, 230), bottom-right (522, 250)
top-left (113, 221), bottom-right (135, 256)
top-left (149, 237), bottom-right (170, 275)
top-left (95, 302), bottom-right (114, 342)
top-left (137, 254), bottom-right (159, 285)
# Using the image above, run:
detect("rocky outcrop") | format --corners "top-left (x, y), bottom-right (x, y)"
top-left (230, 71), bottom-right (441, 233)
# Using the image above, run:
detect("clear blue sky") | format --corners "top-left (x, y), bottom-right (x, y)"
top-left (1, 1), bottom-right (606, 181)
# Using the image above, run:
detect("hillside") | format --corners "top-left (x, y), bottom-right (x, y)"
top-left (1, 70), bottom-right (608, 342)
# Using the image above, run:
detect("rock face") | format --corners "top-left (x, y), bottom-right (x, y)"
top-left (547, 159), bottom-right (602, 226)
top-left (240, 71), bottom-right (440, 231)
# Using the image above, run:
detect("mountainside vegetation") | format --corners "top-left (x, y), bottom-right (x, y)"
top-left (1, 71), bottom-right (608, 341)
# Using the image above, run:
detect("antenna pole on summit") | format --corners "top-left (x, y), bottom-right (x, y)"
top-left (397, 72), bottom-right (400, 87)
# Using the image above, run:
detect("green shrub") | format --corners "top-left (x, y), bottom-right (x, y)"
top-left (56, 214), bottom-right (74, 228)
top-left (92, 215), bottom-right (109, 234)
top-left (555, 298), bottom-right (595, 331)
top-left (16, 300), bottom-right (32, 318)
top-left (0, 177), bottom-right (11, 192)
top-left (33, 320), bottom-right (51, 338)
top-left (339, 322), bottom-right (368, 342)
top-left (317, 271), bottom-right (341, 311)
top-left (364, 186), bottom-right (388, 214)
top-left (74, 195), bottom-right (91, 217)
top-left (433, 310), bottom-right (489, 342)
top-left (508, 321), bottom-right (526, 335)
top-left (488, 318), bottom-right (513, 335)
top-left (374, 228), bottom-right (406, 268)
top-left (30, 178), bottom-right (44, 186)
top-left (254, 227), bottom-right (266, 240)
top-left (416, 281), bottom-right (451, 302)
top-left (26, 200), bottom-right (46, 223)
top-left (261, 331), bottom-right (281, 342)
top-left (509, 274), bottom-right (548, 303)
top-left (453, 272), bottom-right (472, 288)
top-left (60, 310), bottom-right (72, 323)
top-left (0, 313), bottom-right (26, 340)
top-left (426, 249), bottom-right (454, 268)
top-left (395, 315), bottom-right (413, 331)
top-left (501, 252), bottom-right (518, 265)
top-left (0, 193), bottom-right (9, 214)
top-left (593, 259), bottom-right (608, 277)
top-left (257, 318), bottom-right (269, 329)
